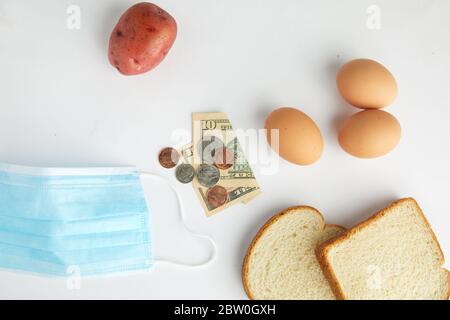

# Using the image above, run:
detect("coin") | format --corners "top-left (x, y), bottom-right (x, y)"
top-left (197, 135), bottom-right (224, 164)
top-left (158, 147), bottom-right (180, 169)
top-left (175, 164), bottom-right (195, 184)
top-left (213, 147), bottom-right (234, 170)
top-left (206, 185), bottom-right (228, 209)
top-left (196, 164), bottom-right (220, 188)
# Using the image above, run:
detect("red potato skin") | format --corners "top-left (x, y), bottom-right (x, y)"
top-left (108, 2), bottom-right (177, 75)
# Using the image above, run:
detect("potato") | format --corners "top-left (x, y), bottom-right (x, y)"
top-left (108, 2), bottom-right (177, 75)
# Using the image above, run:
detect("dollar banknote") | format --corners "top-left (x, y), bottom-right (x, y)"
top-left (178, 112), bottom-right (261, 216)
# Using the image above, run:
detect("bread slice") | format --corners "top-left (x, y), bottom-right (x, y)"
top-left (317, 198), bottom-right (450, 300)
top-left (242, 206), bottom-right (345, 300)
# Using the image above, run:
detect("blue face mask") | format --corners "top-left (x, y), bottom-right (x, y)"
top-left (0, 163), bottom-right (216, 277)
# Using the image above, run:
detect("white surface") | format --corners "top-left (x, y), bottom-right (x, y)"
top-left (0, 0), bottom-right (449, 299)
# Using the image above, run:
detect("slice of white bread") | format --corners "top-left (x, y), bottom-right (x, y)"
top-left (317, 198), bottom-right (450, 300)
top-left (242, 206), bottom-right (345, 300)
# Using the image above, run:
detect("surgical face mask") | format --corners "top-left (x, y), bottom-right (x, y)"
top-left (0, 163), bottom-right (216, 277)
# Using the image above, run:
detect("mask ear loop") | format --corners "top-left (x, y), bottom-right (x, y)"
top-left (139, 172), bottom-right (217, 268)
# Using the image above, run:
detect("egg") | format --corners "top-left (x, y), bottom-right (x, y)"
top-left (339, 110), bottom-right (401, 158)
top-left (265, 107), bottom-right (323, 165)
top-left (337, 59), bottom-right (398, 109)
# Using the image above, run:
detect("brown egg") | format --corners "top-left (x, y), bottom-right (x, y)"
top-left (337, 59), bottom-right (398, 109)
top-left (265, 107), bottom-right (323, 165)
top-left (339, 110), bottom-right (401, 158)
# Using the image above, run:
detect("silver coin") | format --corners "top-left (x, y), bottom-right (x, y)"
top-left (175, 164), bottom-right (195, 184)
top-left (196, 164), bottom-right (220, 188)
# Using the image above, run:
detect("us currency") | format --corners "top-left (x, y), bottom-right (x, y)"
top-left (180, 143), bottom-right (260, 216)
top-left (179, 112), bottom-right (261, 216)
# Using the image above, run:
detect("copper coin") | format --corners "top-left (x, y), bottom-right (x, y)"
top-left (213, 147), bottom-right (234, 170)
top-left (158, 147), bottom-right (180, 169)
top-left (197, 135), bottom-right (224, 164)
top-left (206, 185), bottom-right (228, 209)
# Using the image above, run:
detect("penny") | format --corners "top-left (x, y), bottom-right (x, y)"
top-left (196, 164), bottom-right (220, 188)
top-left (175, 164), bottom-right (195, 184)
top-left (206, 185), bottom-right (228, 209)
top-left (197, 135), bottom-right (224, 164)
top-left (158, 147), bottom-right (180, 169)
top-left (213, 147), bottom-right (234, 170)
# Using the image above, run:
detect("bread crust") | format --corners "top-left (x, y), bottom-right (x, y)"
top-left (242, 205), bottom-right (345, 300)
top-left (316, 197), bottom-right (450, 300)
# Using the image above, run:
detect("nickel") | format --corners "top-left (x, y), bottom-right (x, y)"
top-left (175, 164), bottom-right (195, 184)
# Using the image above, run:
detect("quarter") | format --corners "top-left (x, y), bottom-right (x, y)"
top-left (196, 164), bottom-right (220, 188)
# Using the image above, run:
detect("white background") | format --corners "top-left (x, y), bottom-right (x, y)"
top-left (0, 0), bottom-right (449, 299)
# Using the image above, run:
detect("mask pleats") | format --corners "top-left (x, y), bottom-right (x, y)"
top-left (0, 166), bottom-right (153, 276)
